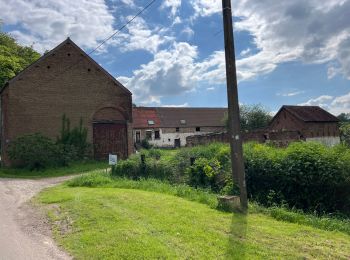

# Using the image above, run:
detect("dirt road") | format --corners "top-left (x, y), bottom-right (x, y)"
top-left (0, 177), bottom-right (72, 260)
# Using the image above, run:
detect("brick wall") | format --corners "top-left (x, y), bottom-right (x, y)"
top-left (186, 130), bottom-right (303, 147)
top-left (1, 39), bottom-right (133, 165)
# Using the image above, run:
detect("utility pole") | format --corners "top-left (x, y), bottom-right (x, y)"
top-left (222, 0), bottom-right (248, 210)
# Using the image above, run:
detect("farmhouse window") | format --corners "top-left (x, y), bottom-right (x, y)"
top-left (180, 120), bottom-right (186, 125)
top-left (176, 127), bottom-right (180, 132)
top-left (148, 120), bottom-right (155, 125)
top-left (196, 127), bottom-right (200, 132)
top-left (136, 131), bottom-right (141, 143)
top-left (155, 130), bottom-right (160, 139)
top-left (146, 131), bottom-right (152, 140)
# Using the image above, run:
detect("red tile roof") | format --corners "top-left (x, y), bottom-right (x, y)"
top-left (132, 107), bottom-right (161, 128)
top-left (133, 107), bottom-right (227, 128)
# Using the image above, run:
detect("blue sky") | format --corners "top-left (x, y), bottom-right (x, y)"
top-left (1, 0), bottom-right (350, 115)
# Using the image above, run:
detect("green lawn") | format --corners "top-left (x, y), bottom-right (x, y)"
top-left (0, 161), bottom-right (107, 179)
top-left (38, 184), bottom-right (350, 259)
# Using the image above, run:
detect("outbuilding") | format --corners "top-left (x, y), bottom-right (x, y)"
top-left (269, 105), bottom-right (340, 146)
top-left (0, 38), bottom-right (133, 166)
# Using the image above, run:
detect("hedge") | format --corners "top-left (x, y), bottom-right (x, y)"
top-left (112, 143), bottom-right (350, 215)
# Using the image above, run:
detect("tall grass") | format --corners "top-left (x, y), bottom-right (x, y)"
top-left (67, 172), bottom-right (218, 209)
top-left (250, 203), bottom-right (350, 235)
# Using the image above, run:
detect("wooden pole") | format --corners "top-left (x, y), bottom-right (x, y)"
top-left (222, 0), bottom-right (248, 210)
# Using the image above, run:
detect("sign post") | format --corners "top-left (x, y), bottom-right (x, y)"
top-left (108, 154), bottom-right (117, 173)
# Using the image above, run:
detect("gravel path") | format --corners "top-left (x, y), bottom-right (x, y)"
top-left (0, 176), bottom-right (72, 260)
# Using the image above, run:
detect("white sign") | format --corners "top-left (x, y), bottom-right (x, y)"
top-left (109, 154), bottom-right (117, 165)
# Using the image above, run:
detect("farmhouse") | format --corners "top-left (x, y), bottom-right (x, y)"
top-left (133, 107), bottom-right (227, 148)
top-left (0, 38), bottom-right (133, 166)
top-left (268, 105), bottom-right (340, 146)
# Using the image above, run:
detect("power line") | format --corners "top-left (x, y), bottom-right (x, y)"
top-left (33, 0), bottom-right (158, 87)
top-left (89, 0), bottom-right (158, 54)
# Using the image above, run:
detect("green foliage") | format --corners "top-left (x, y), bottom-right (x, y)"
top-left (68, 171), bottom-right (350, 236)
top-left (140, 138), bottom-right (152, 149)
top-left (340, 122), bottom-right (350, 146)
top-left (250, 203), bottom-right (350, 235)
top-left (245, 142), bottom-right (350, 214)
top-left (185, 158), bottom-right (223, 192)
top-left (8, 115), bottom-right (91, 170)
top-left (56, 115), bottom-right (90, 159)
top-left (0, 161), bottom-right (106, 178)
top-left (8, 133), bottom-right (61, 170)
top-left (223, 104), bottom-right (272, 131)
top-left (338, 113), bottom-right (350, 122)
top-left (0, 27), bottom-right (40, 88)
top-left (67, 173), bottom-right (219, 209)
top-left (112, 142), bottom-right (350, 215)
top-left (39, 182), bottom-right (350, 259)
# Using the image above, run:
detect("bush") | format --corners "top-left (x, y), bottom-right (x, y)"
top-left (245, 142), bottom-right (350, 214)
top-left (140, 139), bottom-right (152, 149)
top-left (112, 142), bottom-right (350, 215)
top-left (56, 115), bottom-right (91, 159)
top-left (8, 133), bottom-right (61, 170)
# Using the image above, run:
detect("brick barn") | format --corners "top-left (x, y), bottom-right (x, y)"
top-left (0, 38), bottom-right (133, 166)
top-left (269, 105), bottom-right (340, 146)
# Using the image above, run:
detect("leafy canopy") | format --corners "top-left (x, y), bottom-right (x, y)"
top-left (223, 104), bottom-right (272, 131)
top-left (0, 24), bottom-right (40, 88)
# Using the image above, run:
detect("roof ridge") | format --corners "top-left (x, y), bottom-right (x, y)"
top-left (1, 37), bottom-right (131, 95)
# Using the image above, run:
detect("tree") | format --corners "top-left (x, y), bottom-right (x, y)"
top-left (337, 113), bottom-right (350, 122)
top-left (0, 25), bottom-right (40, 88)
top-left (339, 123), bottom-right (350, 146)
top-left (223, 104), bottom-right (272, 131)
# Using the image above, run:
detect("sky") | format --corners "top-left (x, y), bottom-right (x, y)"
top-left (1, 0), bottom-right (350, 115)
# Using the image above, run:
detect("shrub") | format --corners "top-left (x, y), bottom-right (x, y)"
top-left (56, 115), bottom-right (91, 159)
top-left (8, 133), bottom-right (61, 170)
top-left (185, 158), bottom-right (224, 192)
top-left (140, 139), bottom-right (152, 149)
top-left (340, 123), bottom-right (350, 146)
top-left (112, 154), bottom-right (142, 179)
top-left (112, 142), bottom-right (350, 215)
top-left (245, 142), bottom-right (350, 214)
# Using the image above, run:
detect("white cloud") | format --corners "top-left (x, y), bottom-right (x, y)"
top-left (115, 17), bottom-right (173, 54)
top-left (117, 42), bottom-right (199, 105)
top-left (161, 0), bottom-right (181, 17)
top-left (299, 95), bottom-right (334, 106)
top-left (172, 16), bottom-right (182, 25)
top-left (181, 26), bottom-right (194, 39)
top-left (277, 90), bottom-right (305, 97)
top-left (240, 48), bottom-right (251, 57)
top-left (161, 103), bottom-right (189, 107)
top-left (206, 87), bottom-right (215, 91)
top-left (190, 0), bottom-right (350, 80)
top-left (191, 0), bottom-right (221, 18)
top-left (0, 0), bottom-right (115, 52)
top-left (299, 93), bottom-right (350, 114)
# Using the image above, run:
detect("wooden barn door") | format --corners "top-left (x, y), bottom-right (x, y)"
top-left (93, 123), bottom-right (127, 160)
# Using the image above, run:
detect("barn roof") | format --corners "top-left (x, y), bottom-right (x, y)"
top-left (280, 105), bottom-right (339, 122)
top-left (0, 38), bottom-right (131, 95)
top-left (133, 107), bottom-right (161, 128)
top-left (133, 107), bottom-right (227, 128)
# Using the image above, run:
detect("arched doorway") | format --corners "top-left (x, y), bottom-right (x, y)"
top-left (92, 107), bottom-right (128, 160)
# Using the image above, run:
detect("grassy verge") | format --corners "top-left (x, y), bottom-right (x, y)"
top-left (0, 161), bottom-right (107, 179)
top-left (68, 171), bottom-right (350, 236)
top-left (38, 183), bottom-right (350, 259)
top-left (67, 172), bottom-right (218, 209)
